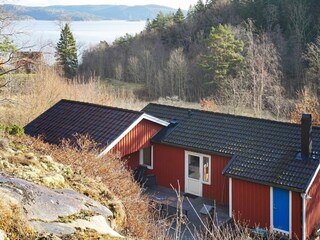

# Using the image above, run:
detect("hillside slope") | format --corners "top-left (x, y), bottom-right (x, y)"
top-left (0, 130), bottom-right (156, 239)
top-left (1, 4), bottom-right (179, 21)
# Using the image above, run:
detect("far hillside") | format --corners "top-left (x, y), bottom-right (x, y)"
top-left (1, 4), bottom-right (182, 21)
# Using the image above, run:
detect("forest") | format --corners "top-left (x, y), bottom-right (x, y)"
top-left (79, 0), bottom-right (320, 119)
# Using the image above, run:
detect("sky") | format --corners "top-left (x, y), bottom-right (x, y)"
top-left (2, 0), bottom-right (199, 10)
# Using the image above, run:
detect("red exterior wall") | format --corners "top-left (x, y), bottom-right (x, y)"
top-left (232, 178), bottom-right (270, 228)
top-left (306, 170), bottom-right (320, 238)
top-left (124, 151), bottom-right (140, 170)
top-left (112, 119), bottom-right (163, 157)
top-left (150, 144), bottom-right (185, 191)
top-left (203, 155), bottom-right (229, 205)
top-left (232, 178), bottom-right (302, 239)
top-left (291, 192), bottom-right (302, 240)
top-left (151, 143), bottom-right (229, 204)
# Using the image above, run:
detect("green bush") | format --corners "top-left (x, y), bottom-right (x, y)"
top-left (0, 124), bottom-right (24, 136)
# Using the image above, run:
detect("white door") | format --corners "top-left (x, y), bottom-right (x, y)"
top-left (185, 154), bottom-right (202, 196)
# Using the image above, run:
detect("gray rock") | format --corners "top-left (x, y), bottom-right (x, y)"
top-left (0, 173), bottom-right (123, 238)
top-left (30, 222), bottom-right (75, 235)
top-left (0, 137), bottom-right (9, 150)
top-left (0, 230), bottom-right (7, 240)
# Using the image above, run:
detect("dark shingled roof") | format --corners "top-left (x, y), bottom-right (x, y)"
top-left (142, 103), bottom-right (320, 192)
top-left (24, 99), bottom-right (142, 147)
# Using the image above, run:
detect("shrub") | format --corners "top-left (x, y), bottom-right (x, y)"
top-left (26, 134), bottom-right (161, 239)
top-left (0, 124), bottom-right (24, 136)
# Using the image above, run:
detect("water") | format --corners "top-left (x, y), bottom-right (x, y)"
top-left (10, 20), bottom-right (146, 63)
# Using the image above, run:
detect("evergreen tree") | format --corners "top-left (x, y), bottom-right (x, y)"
top-left (56, 23), bottom-right (78, 79)
top-left (174, 8), bottom-right (184, 24)
top-left (150, 12), bottom-right (174, 31)
top-left (198, 24), bottom-right (244, 88)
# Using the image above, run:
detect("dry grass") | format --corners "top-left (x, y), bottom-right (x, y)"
top-left (0, 65), bottom-right (144, 125)
top-left (24, 135), bottom-right (161, 239)
top-left (0, 193), bottom-right (35, 239)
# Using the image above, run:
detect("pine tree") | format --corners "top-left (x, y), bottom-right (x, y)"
top-left (198, 24), bottom-right (244, 88)
top-left (174, 8), bottom-right (184, 24)
top-left (56, 23), bottom-right (78, 79)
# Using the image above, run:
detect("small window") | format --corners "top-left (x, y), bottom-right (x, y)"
top-left (188, 155), bottom-right (200, 180)
top-left (139, 146), bottom-right (153, 169)
top-left (203, 156), bottom-right (210, 183)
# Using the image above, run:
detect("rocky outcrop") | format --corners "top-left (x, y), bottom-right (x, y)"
top-left (0, 173), bottom-right (123, 238)
top-left (0, 230), bottom-right (7, 240)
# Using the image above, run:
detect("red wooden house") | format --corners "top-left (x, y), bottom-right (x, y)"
top-left (142, 103), bottom-right (320, 240)
top-left (25, 100), bottom-right (320, 239)
top-left (24, 99), bottom-right (168, 163)
top-left (15, 51), bottom-right (43, 73)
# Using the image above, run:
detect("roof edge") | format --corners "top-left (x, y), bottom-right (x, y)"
top-left (60, 99), bottom-right (141, 115)
top-left (224, 174), bottom-right (305, 193)
top-left (144, 103), bottom-right (320, 129)
top-left (222, 155), bottom-right (237, 175)
top-left (305, 162), bottom-right (320, 193)
top-left (142, 113), bottom-right (169, 126)
top-left (150, 141), bottom-right (234, 158)
top-left (97, 114), bottom-right (169, 158)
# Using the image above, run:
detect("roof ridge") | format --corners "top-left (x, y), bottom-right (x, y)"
top-left (60, 99), bottom-right (142, 115)
top-left (146, 103), bottom-right (320, 129)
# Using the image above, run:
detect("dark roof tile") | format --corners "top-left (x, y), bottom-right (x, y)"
top-left (25, 99), bottom-right (142, 147)
top-left (142, 103), bottom-right (320, 192)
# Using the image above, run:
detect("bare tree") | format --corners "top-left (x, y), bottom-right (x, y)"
top-left (166, 48), bottom-right (188, 100)
top-left (0, 7), bottom-right (18, 78)
top-left (303, 36), bottom-right (320, 96)
top-left (288, 1), bottom-right (310, 44)
top-left (114, 63), bottom-right (123, 81)
top-left (245, 20), bottom-right (283, 116)
top-left (128, 56), bottom-right (140, 83)
top-left (140, 50), bottom-right (154, 98)
top-left (217, 72), bottom-right (250, 114)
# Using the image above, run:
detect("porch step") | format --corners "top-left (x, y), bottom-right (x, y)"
top-left (145, 174), bottom-right (157, 187)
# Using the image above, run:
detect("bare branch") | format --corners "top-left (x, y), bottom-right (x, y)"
top-left (0, 80), bottom-right (11, 88)
top-left (0, 64), bottom-right (23, 77)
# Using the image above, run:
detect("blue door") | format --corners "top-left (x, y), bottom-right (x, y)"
top-left (273, 187), bottom-right (289, 232)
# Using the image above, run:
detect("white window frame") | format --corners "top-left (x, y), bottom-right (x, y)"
top-left (185, 151), bottom-right (211, 185)
top-left (139, 145), bottom-right (153, 170)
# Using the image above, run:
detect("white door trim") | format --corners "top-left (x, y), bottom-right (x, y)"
top-left (270, 187), bottom-right (292, 238)
top-left (184, 151), bottom-right (211, 197)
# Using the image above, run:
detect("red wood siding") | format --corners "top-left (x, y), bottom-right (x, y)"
top-left (232, 178), bottom-right (270, 228)
top-left (306, 170), bottom-right (320, 238)
top-left (112, 119), bottom-right (163, 157)
top-left (151, 143), bottom-right (229, 203)
top-left (291, 192), bottom-right (302, 240)
top-left (150, 144), bottom-right (185, 191)
top-left (124, 151), bottom-right (140, 170)
top-left (203, 155), bottom-right (229, 205)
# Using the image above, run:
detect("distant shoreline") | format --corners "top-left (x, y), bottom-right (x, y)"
top-left (1, 4), bottom-right (185, 22)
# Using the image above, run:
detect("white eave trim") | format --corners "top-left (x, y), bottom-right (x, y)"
top-left (142, 113), bottom-right (169, 127)
top-left (305, 163), bottom-right (320, 193)
top-left (229, 177), bottom-right (232, 218)
top-left (97, 113), bottom-right (169, 158)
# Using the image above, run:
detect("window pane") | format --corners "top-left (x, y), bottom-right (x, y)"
top-left (203, 157), bottom-right (209, 182)
top-left (188, 155), bottom-right (200, 180)
top-left (143, 147), bottom-right (151, 166)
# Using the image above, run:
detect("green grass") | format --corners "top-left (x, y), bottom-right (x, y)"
top-left (101, 78), bottom-right (144, 92)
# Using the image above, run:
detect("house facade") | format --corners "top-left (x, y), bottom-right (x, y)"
top-left (15, 51), bottom-right (43, 73)
top-left (24, 100), bottom-right (320, 240)
top-left (142, 103), bottom-right (320, 240)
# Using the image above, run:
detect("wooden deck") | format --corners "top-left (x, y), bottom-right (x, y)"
top-left (146, 185), bottom-right (231, 238)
